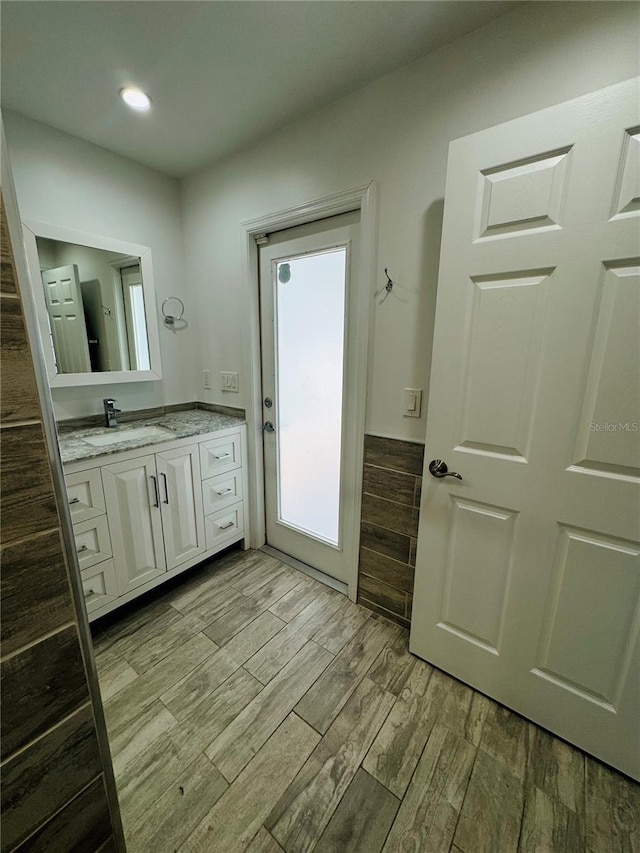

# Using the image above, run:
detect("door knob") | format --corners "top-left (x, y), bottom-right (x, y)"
top-left (428, 459), bottom-right (462, 480)
top-left (263, 421), bottom-right (275, 433)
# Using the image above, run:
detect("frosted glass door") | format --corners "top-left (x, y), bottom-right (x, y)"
top-left (259, 210), bottom-right (360, 584)
top-left (275, 249), bottom-right (346, 545)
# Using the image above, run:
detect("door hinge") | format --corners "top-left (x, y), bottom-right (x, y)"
top-left (254, 233), bottom-right (269, 246)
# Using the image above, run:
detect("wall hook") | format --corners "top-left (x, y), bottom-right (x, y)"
top-left (375, 268), bottom-right (395, 303)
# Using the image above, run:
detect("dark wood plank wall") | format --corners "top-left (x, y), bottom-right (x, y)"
top-left (358, 434), bottom-right (424, 627)
top-left (0, 192), bottom-right (121, 852)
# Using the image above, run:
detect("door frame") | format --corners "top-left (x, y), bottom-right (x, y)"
top-left (240, 182), bottom-right (378, 600)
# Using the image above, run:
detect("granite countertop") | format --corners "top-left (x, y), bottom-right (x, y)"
top-left (58, 410), bottom-right (245, 464)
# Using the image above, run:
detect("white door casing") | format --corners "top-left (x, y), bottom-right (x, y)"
top-left (102, 454), bottom-right (166, 594)
top-left (40, 263), bottom-right (91, 373)
top-left (410, 79), bottom-right (640, 779)
top-left (156, 445), bottom-right (205, 571)
top-left (259, 212), bottom-right (361, 584)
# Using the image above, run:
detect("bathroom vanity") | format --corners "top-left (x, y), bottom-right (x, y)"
top-left (59, 410), bottom-right (248, 621)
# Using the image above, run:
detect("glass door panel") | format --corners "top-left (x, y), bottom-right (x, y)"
top-left (275, 248), bottom-right (346, 546)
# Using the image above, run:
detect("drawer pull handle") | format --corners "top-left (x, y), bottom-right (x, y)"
top-left (84, 588), bottom-right (97, 599)
top-left (217, 488), bottom-right (233, 496)
top-left (69, 497), bottom-right (80, 505)
top-left (219, 520), bottom-right (235, 530)
top-left (77, 545), bottom-right (88, 553)
top-left (214, 452), bottom-right (232, 460)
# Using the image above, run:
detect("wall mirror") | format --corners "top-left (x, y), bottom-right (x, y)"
top-left (22, 221), bottom-right (162, 386)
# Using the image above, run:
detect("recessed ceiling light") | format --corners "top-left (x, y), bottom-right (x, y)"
top-left (120, 87), bottom-right (151, 111)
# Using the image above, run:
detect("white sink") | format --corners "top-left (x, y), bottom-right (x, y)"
top-left (82, 426), bottom-right (174, 447)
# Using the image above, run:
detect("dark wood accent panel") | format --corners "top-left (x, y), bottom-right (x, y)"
top-left (0, 295), bottom-right (40, 424)
top-left (362, 464), bottom-right (415, 506)
top-left (359, 547), bottom-right (414, 593)
top-left (357, 596), bottom-right (410, 630)
top-left (359, 575), bottom-right (407, 617)
top-left (14, 775), bottom-right (112, 853)
top-left (1, 625), bottom-right (90, 759)
top-left (0, 195), bottom-right (17, 295)
top-left (359, 435), bottom-right (424, 626)
top-left (0, 422), bottom-right (59, 543)
top-left (405, 594), bottom-right (413, 620)
top-left (1, 171), bottom-right (120, 848)
top-left (360, 522), bottom-right (410, 565)
top-left (1, 529), bottom-right (74, 655)
top-left (1, 704), bottom-right (102, 851)
top-left (414, 476), bottom-right (422, 507)
top-left (96, 839), bottom-right (117, 852)
top-left (361, 492), bottom-right (419, 538)
top-left (363, 435), bottom-right (424, 476)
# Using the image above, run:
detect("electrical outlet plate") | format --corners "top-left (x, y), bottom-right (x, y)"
top-left (403, 388), bottom-right (422, 418)
top-left (221, 371), bottom-right (239, 392)
top-left (203, 370), bottom-right (212, 390)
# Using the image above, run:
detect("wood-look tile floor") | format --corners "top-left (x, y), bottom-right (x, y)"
top-left (92, 548), bottom-right (640, 853)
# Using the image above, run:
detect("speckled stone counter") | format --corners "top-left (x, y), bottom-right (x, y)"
top-left (58, 410), bottom-right (245, 464)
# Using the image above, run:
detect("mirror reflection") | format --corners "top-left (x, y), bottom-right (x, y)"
top-left (36, 237), bottom-right (151, 374)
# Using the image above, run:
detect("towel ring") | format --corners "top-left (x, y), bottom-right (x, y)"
top-left (161, 297), bottom-right (185, 327)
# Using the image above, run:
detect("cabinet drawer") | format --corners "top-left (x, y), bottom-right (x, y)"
top-left (73, 515), bottom-right (112, 571)
top-left (200, 434), bottom-right (242, 478)
top-left (205, 504), bottom-right (244, 550)
top-left (81, 559), bottom-right (118, 615)
top-left (202, 470), bottom-right (243, 515)
top-left (65, 468), bottom-right (106, 523)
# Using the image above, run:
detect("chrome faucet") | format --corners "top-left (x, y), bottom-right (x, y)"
top-left (103, 398), bottom-right (122, 428)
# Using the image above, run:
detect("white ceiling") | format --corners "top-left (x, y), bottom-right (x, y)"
top-left (1, 1), bottom-right (520, 177)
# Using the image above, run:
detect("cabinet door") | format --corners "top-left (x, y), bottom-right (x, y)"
top-left (156, 445), bottom-right (205, 571)
top-left (102, 454), bottom-right (166, 595)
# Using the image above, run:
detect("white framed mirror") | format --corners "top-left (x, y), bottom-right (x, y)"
top-left (22, 220), bottom-right (163, 386)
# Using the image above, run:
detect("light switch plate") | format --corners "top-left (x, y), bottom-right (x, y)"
top-left (403, 388), bottom-right (422, 418)
top-left (221, 371), bottom-right (239, 392)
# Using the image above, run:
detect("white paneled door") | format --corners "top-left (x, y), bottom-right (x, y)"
top-left (41, 263), bottom-right (91, 373)
top-left (410, 79), bottom-right (640, 779)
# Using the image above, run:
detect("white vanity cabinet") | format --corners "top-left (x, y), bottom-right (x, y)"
top-left (64, 424), bottom-right (248, 621)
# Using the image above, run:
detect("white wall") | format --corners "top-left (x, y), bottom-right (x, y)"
top-left (3, 111), bottom-right (197, 420)
top-left (182, 1), bottom-right (640, 442)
